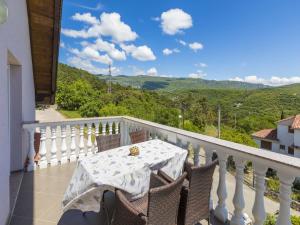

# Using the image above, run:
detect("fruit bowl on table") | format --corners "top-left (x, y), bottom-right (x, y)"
top-left (129, 146), bottom-right (140, 156)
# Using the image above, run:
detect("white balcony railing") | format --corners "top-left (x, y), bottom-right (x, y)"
top-left (23, 116), bottom-right (300, 225)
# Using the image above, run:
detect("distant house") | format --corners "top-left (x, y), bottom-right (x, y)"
top-left (252, 115), bottom-right (300, 158)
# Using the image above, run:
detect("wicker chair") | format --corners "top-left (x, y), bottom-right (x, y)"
top-left (158, 160), bottom-right (218, 225)
top-left (129, 130), bottom-right (148, 144)
top-left (111, 172), bottom-right (187, 225)
top-left (96, 134), bottom-right (121, 152)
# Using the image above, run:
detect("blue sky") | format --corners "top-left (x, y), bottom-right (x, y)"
top-left (59, 0), bottom-right (300, 86)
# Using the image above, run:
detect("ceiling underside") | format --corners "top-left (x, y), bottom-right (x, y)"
top-left (27, 0), bottom-right (62, 104)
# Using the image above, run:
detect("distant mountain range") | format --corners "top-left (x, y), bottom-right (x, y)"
top-left (96, 75), bottom-right (268, 91)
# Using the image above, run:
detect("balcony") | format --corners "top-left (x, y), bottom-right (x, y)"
top-left (9, 116), bottom-right (300, 225)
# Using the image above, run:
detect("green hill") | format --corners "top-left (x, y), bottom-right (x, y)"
top-left (96, 74), bottom-right (267, 91)
top-left (56, 63), bottom-right (300, 147)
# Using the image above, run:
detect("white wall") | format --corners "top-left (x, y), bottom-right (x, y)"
top-left (277, 124), bottom-right (294, 153)
top-left (295, 129), bottom-right (300, 147)
top-left (0, 0), bottom-right (35, 224)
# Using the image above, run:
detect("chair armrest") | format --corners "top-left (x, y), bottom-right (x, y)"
top-left (150, 173), bottom-right (169, 189)
top-left (115, 190), bottom-right (147, 224)
top-left (157, 170), bottom-right (174, 183)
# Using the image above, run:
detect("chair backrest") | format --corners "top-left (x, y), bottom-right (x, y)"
top-left (96, 134), bottom-right (121, 152)
top-left (185, 160), bottom-right (218, 221)
top-left (147, 172), bottom-right (187, 225)
top-left (130, 130), bottom-right (148, 144)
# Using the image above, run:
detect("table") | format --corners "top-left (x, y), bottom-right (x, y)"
top-left (62, 139), bottom-right (188, 212)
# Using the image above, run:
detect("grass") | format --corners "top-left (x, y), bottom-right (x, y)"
top-left (59, 110), bottom-right (81, 118)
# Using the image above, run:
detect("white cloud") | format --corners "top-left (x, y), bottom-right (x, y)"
top-left (72, 12), bottom-right (99, 24)
top-left (151, 17), bottom-right (160, 22)
top-left (61, 28), bottom-right (90, 38)
top-left (147, 67), bottom-right (158, 76)
top-left (84, 38), bottom-right (126, 61)
top-left (98, 12), bottom-right (138, 42)
top-left (230, 75), bottom-right (300, 86)
top-left (178, 40), bottom-right (187, 46)
top-left (60, 42), bottom-right (65, 48)
top-left (163, 48), bottom-right (172, 55)
top-left (62, 12), bottom-right (138, 42)
top-left (128, 65), bottom-right (145, 76)
top-left (67, 2), bottom-right (103, 11)
top-left (189, 42), bottom-right (204, 52)
top-left (69, 46), bottom-right (113, 65)
top-left (162, 48), bottom-right (180, 55)
top-left (120, 44), bottom-right (156, 61)
top-left (161, 9), bottom-right (193, 35)
top-left (67, 56), bottom-right (119, 75)
top-left (195, 62), bottom-right (207, 68)
top-left (188, 70), bottom-right (207, 79)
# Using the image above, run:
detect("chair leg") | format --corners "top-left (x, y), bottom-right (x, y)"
top-left (206, 217), bottom-right (210, 225)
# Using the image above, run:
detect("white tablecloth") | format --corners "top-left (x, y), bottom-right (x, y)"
top-left (62, 139), bottom-right (188, 212)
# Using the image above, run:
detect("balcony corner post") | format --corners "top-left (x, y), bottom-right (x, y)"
top-left (275, 171), bottom-right (295, 225)
top-left (252, 162), bottom-right (267, 225)
top-left (214, 151), bottom-right (229, 223)
top-left (26, 127), bottom-right (36, 171)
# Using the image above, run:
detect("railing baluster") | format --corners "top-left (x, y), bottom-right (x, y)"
top-left (39, 127), bottom-right (47, 168)
top-left (69, 125), bottom-right (77, 162)
top-left (205, 147), bottom-right (213, 165)
top-left (79, 124), bottom-right (85, 159)
top-left (94, 122), bottom-right (100, 152)
top-left (252, 162), bottom-right (267, 225)
top-left (214, 151), bottom-right (229, 223)
top-left (231, 157), bottom-right (246, 225)
top-left (115, 122), bottom-right (119, 134)
top-left (193, 144), bottom-right (200, 166)
top-left (27, 128), bottom-right (36, 171)
top-left (50, 126), bottom-right (58, 166)
top-left (102, 122), bottom-right (106, 135)
top-left (109, 122), bottom-right (113, 135)
top-left (204, 147), bottom-right (214, 209)
top-left (87, 123), bottom-right (93, 156)
top-left (275, 171), bottom-right (295, 225)
top-left (60, 125), bottom-right (68, 164)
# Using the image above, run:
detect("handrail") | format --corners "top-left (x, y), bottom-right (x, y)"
top-left (123, 116), bottom-right (300, 175)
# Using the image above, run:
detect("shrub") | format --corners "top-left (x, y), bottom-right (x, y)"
top-left (79, 102), bottom-right (101, 117)
top-left (264, 214), bottom-right (300, 225)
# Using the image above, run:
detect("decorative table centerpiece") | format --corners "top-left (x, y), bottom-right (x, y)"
top-left (129, 146), bottom-right (140, 156)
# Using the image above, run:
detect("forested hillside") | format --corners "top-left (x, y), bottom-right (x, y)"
top-left (96, 74), bottom-right (267, 91)
top-left (56, 63), bottom-right (300, 147)
top-left (56, 64), bottom-right (180, 127)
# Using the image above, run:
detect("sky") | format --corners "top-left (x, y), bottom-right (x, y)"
top-left (59, 0), bottom-right (300, 86)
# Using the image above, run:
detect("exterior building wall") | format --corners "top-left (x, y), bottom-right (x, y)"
top-left (277, 124), bottom-right (294, 154)
top-left (295, 129), bottom-right (300, 147)
top-left (272, 142), bottom-right (280, 153)
top-left (295, 148), bottom-right (300, 158)
top-left (0, 0), bottom-right (35, 224)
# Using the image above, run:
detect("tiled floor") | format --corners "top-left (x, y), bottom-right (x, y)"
top-left (9, 162), bottom-right (226, 225)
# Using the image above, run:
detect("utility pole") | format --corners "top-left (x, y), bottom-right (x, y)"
top-left (218, 105), bottom-right (221, 138)
top-left (107, 64), bottom-right (112, 94)
top-left (234, 113), bottom-right (237, 129)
